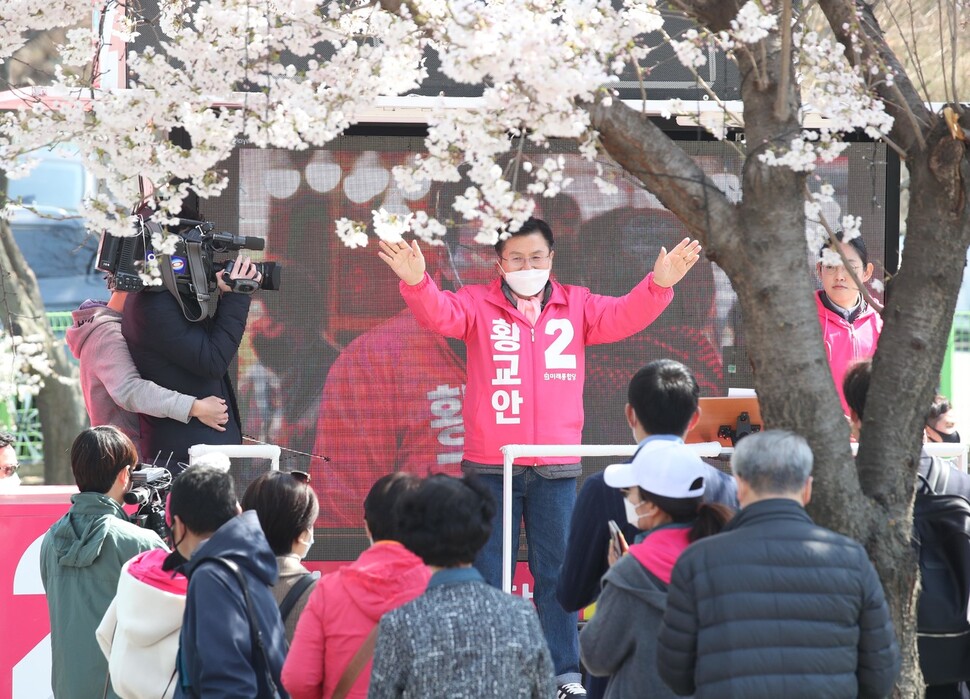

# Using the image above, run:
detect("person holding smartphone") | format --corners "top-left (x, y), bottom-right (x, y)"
top-left (579, 442), bottom-right (732, 699)
top-left (606, 520), bottom-right (628, 565)
top-left (558, 359), bottom-right (738, 699)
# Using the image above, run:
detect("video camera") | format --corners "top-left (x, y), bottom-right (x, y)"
top-left (96, 207), bottom-right (282, 320)
top-left (125, 466), bottom-right (173, 541)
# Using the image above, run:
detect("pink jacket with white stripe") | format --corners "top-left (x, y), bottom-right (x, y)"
top-left (400, 272), bottom-right (673, 465)
top-left (815, 290), bottom-right (883, 416)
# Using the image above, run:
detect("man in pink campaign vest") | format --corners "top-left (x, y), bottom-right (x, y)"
top-left (379, 216), bottom-right (701, 698)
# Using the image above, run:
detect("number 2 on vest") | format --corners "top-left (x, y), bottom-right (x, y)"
top-left (544, 319), bottom-right (577, 369)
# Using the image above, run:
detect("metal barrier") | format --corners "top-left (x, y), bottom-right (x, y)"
top-left (851, 441), bottom-right (970, 473)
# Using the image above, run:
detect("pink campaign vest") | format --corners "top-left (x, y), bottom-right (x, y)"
top-left (401, 273), bottom-right (673, 465)
top-left (814, 290), bottom-right (882, 416)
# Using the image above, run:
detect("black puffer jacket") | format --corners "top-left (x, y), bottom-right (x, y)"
top-left (123, 289), bottom-right (251, 465)
top-left (657, 498), bottom-right (900, 699)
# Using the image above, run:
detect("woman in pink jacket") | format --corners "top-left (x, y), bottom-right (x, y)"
top-left (815, 232), bottom-right (882, 416)
top-left (282, 474), bottom-right (431, 699)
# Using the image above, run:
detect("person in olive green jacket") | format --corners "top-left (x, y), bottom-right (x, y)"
top-left (41, 426), bottom-right (166, 699)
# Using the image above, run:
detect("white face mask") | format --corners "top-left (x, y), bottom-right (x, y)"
top-left (503, 268), bottom-right (550, 298)
top-left (624, 497), bottom-right (644, 529)
top-left (0, 472), bottom-right (21, 491)
top-left (298, 530), bottom-right (314, 560)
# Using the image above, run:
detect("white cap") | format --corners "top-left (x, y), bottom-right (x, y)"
top-left (603, 441), bottom-right (706, 499)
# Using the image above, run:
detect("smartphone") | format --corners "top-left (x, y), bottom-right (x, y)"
top-left (607, 519), bottom-right (629, 554)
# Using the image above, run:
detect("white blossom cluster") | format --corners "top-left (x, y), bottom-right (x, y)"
top-left (805, 183), bottom-right (835, 254)
top-left (817, 214), bottom-right (862, 268)
top-left (0, 0), bottom-right (899, 251)
top-left (729, 1), bottom-right (778, 45)
top-left (0, 0), bottom-right (88, 63)
top-left (670, 29), bottom-right (707, 69)
top-left (795, 31), bottom-right (894, 140)
top-left (759, 130), bottom-right (850, 172)
top-left (335, 217), bottom-right (369, 249)
top-left (758, 25), bottom-right (892, 210)
top-left (0, 332), bottom-right (52, 401)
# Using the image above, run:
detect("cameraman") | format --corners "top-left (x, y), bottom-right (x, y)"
top-left (122, 256), bottom-right (262, 469)
top-left (67, 288), bottom-right (230, 459)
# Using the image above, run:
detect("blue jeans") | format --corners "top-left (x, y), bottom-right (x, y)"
top-left (473, 471), bottom-right (580, 685)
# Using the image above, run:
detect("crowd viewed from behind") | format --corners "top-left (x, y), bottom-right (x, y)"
top-left (37, 359), bottom-right (915, 699)
top-left (26, 205), bottom-right (918, 699)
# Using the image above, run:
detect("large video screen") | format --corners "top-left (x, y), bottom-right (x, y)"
top-left (201, 133), bottom-right (889, 557)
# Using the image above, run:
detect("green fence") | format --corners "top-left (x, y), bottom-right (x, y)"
top-left (1, 311), bottom-right (74, 464)
top-left (939, 311), bottom-right (970, 401)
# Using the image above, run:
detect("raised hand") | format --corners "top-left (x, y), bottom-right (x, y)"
top-left (378, 239), bottom-right (426, 286)
top-left (652, 237), bottom-right (703, 288)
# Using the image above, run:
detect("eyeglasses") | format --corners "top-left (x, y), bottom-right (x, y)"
top-left (500, 253), bottom-right (552, 270)
top-left (1, 463), bottom-right (19, 477)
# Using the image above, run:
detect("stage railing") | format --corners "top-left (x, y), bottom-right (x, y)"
top-left (188, 443), bottom-right (282, 470)
top-left (498, 442), bottom-right (724, 593)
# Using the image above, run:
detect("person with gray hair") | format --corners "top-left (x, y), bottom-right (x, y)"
top-left (657, 430), bottom-right (900, 699)
top-left (730, 429), bottom-right (814, 500)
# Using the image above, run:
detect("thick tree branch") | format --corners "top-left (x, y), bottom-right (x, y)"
top-left (773, 0), bottom-right (794, 121)
top-left (818, 0), bottom-right (931, 155)
top-left (667, 0), bottom-right (742, 32)
top-left (586, 99), bottom-right (740, 262)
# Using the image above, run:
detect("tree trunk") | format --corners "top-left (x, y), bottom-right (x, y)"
top-left (589, 11), bottom-right (952, 694)
top-left (0, 180), bottom-right (88, 483)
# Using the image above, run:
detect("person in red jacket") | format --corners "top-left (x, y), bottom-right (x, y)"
top-left (312, 310), bottom-right (466, 527)
top-left (282, 473), bottom-right (431, 699)
top-left (378, 217), bottom-right (700, 698)
top-left (815, 231), bottom-right (882, 416)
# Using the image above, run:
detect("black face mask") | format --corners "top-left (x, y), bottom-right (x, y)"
top-left (938, 431), bottom-right (962, 444)
top-left (927, 425), bottom-right (961, 444)
top-left (162, 528), bottom-right (188, 572)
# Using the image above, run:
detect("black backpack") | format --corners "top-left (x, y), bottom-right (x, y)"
top-left (913, 459), bottom-right (970, 685)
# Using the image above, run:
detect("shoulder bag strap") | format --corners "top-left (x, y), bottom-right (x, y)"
top-left (331, 624), bottom-right (380, 699)
top-left (205, 557), bottom-right (282, 699)
top-left (149, 219), bottom-right (217, 322)
top-left (278, 571), bottom-right (320, 624)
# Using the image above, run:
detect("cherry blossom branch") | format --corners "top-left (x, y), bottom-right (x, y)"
top-left (586, 97), bottom-right (740, 252)
top-left (817, 0), bottom-right (929, 154)
top-left (808, 182), bottom-right (885, 313)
